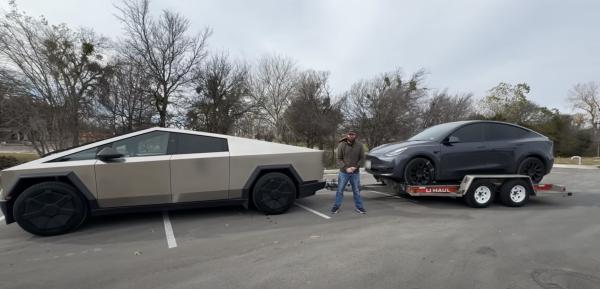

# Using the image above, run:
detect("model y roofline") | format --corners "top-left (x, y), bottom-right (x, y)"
top-left (439, 120), bottom-right (547, 139)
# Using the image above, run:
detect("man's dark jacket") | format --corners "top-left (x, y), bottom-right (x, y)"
top-left (336, 139), bottom-right (365, 173)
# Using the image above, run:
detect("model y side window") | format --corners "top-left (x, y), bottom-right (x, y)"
top-left (175, 133), bottom-right (228, 154)
top-left (449, 124), bottom-right (485, 142)
top-left (112, 131), bottom-right (171, 157)
top-left (485, 124), bottom-right (530, 141)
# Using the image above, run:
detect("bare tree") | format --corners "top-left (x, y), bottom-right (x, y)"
top-left (479, 82), bottom-right (555, 127)
top-left (285, 70), bottom-right (343, 149)
top-left (343, 69), bottom-right (427, 149)
top-left (186, 53), bottom-right (253, 134)
top-left (0, 3), bottom-right (111, 152)
top-left (568, 82), bottom-right (600, 130)
top-left (421, 90), bottom-right (474, 128)
top-left (95, 58), bottom-right (156, 134)
top-left (115, 0), bottom-right (211, 127)
top-left (250, 54), bottom-right (298, 141)
top-left (0, 68), bottom-right (34, 142)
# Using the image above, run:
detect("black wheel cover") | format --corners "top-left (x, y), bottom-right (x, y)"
top-left (518, 158), bottom-right (545, 183)
top-left (253, 173), bottom-right (296, 214)
top-left (405, 158), bottom-right (435, 185)
top-left (14, 182), bottom-right (86, 236)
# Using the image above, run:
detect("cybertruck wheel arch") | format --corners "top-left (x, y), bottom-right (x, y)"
top-left (241, 164), bottom-right (303, 200)
top-left (6, 172), bottom-right (99, 210)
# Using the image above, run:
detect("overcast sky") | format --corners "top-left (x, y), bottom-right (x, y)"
top-left (3, 0), bottom-right (599, 112)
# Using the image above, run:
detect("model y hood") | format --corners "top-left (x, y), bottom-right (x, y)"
top-left (369, 140), bottom-right (437, 156)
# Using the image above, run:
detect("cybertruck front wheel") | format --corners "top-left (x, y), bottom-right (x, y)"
top-left (252, 172), bottom-right (297, 215)
top-left (13, 181), bottom-right (88, 236)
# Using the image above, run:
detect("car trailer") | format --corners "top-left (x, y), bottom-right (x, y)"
top-left (326, 174), bottom-right (572, 208)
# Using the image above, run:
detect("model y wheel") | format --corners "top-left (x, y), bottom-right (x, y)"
top-left (517, 157), bottom-right (545, 184)
top-left (252, 172), bottom-right (297, 214)
top-left (464, 180), bottom-right (495, 208)
top-left (13, 182), bottom-right (88, 236)
top-left (499, 179), bottom-right (530, 207)
top-left (404, 157), bottom-right (435, 185)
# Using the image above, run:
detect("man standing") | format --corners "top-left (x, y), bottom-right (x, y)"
top-left (331, 130), bottom-right (366, 214)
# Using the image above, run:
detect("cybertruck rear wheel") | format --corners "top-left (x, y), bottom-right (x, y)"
top-left (252, 172), bottom-right (297, 215)
top-left (517, 157), bottom-right (545, 184)
top-left (404, 157), bottom-right (435, 185)
top-left (13, 181), bottom-right (88, 236)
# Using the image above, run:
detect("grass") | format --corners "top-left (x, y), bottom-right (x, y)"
top-left (0, 152), bottom-right (39, 163)
top-left (554, 157), bottom-right (600, 166)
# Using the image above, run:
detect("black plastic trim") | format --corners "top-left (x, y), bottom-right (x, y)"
top-left (0, 200), bottom-right (12, 224)
top-left (91, 199), bottom-right (246, 216)
top-left (5, 171), bottom-right (99, 214)
top-left (241, 164), bottom-right (305, 199)
top-left (298, 180), bottom-right (325, 198)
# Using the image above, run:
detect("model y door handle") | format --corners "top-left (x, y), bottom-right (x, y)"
top-left (477, 145), bottom-right (486, 149)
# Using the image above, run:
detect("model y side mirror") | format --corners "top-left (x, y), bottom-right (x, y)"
top-left (444, 136), bottom-right (460, 144)
top-left (96, 147), bottom-right (124, 161)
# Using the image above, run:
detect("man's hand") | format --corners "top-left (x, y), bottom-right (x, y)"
top-left (346, 167), bottom-right (356, 173)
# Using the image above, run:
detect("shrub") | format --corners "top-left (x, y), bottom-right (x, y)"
top-left (0, 156), bottom-right (20, 170)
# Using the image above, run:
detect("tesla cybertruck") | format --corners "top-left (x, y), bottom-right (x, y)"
top-left (0, 128), bottom-right (325, 235)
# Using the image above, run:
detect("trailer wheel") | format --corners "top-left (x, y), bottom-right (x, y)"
top-left (464, 180), bottom-right (495, 208)
top-left (499, 179), bottom-right (530, 207)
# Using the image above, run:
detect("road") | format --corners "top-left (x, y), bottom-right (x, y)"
top-left (0, 167), bottom-right (599, 289)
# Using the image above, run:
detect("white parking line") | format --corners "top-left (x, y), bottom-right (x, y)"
top-left (162, 211), bottom-right (178, 249)
top-left (295, 203), bottom-right (331, 219)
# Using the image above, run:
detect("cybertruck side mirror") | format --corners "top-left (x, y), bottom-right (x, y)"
top-left (96, 147), bottom-right (124, 161)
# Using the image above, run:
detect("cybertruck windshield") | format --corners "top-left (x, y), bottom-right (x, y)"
top-left (408, 122), bottom-right (465, 141)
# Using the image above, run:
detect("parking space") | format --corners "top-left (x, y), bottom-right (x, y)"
top-left (1, 167), bottom-right (600, 289)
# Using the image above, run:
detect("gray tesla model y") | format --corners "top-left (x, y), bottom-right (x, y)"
top-left (365, 120), bottom-right (554, 185)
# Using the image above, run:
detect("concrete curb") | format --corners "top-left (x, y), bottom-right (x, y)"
top-left (552, 164), bottom-right (600, 170)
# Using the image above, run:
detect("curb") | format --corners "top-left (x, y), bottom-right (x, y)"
top-left (552, 164), bottom-right (600, 170)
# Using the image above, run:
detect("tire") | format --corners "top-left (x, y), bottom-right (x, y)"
top-left (13, 181), bottom-right (88, 236)
top-left (499, 179), bottom-right (531, 207)
top-left (252, 172), bottom-right (297, 215)
top-left (404, 157), bottom-right (435, 185)
top-left (464, 180), bottom-right (495, 208)
top-left (517, 157), bottom-right (546, 184)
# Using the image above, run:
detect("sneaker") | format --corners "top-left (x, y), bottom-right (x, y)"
top-left (355, 207), bottom-right (366, 214)
top-left (331, 206), bottom-right (340, 214)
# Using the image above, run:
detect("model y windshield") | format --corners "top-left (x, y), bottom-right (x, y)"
top-left (408, 122), bottom-right (465, 141)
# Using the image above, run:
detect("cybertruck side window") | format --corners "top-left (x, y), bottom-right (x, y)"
top-left (111, 131), bottom-right (172, 157)
top-left (449, 124), bottom-right (485, 142)
top-left (53, 147), bottom-right (100, 162)
top-left (485, 124), bottom-right (530, 141)
top-left (175, 133), bottom-right (228, 154)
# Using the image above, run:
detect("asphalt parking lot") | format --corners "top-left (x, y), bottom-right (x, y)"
top-left (1, 167), bottom-right (599, 289)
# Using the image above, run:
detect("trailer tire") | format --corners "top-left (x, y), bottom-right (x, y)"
top-left (464, 180), bottom-right (495, 208)
top-left (499, 179), bottom-right (530, 207)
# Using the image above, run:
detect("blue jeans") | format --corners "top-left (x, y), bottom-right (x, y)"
top-left (334, 172), bottom-right (364, 209)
